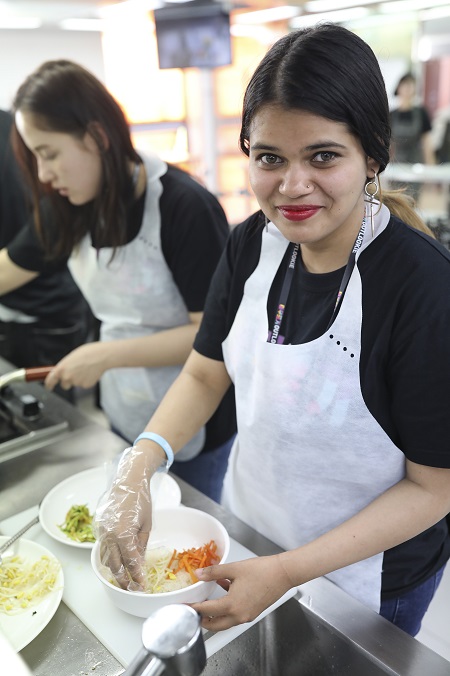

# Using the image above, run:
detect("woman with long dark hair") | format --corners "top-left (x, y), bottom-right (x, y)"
top-left (0, 108), bottom-right (90, 400)
top-left (11, 60), bottom-right (236, 502)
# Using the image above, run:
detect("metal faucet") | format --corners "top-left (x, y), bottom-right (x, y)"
top-left (123, 604), bottom-right (207, 676)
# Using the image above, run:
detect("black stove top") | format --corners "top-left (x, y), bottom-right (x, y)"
top-left (0, 383), bottom-right (69, 457)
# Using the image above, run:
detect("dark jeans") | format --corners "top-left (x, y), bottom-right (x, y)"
top-left (170, 435), bottom-right (235, 503)
top-left (379, 565), bottom-right (446, 636)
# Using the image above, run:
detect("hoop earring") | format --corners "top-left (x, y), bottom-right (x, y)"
top-left (364, 173), bottom-right (379, 238)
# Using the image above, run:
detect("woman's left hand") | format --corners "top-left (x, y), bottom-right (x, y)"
top-left (190, 554), bottom-right (295, 632)
top-left (45, 341), bottom-right (108, 390)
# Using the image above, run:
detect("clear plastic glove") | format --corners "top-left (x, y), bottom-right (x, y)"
top-left (94, 445), bottom-right (161, 590)
top-left (190, 554), bottom-right (295, 632)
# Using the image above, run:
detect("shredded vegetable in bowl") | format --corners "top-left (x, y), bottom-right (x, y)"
top-left (109, 540), bottom-right (220, 594)
top-left (0, 553), bottom-right (62, 615)
top-left (58, 504), bottom-right (95, 543)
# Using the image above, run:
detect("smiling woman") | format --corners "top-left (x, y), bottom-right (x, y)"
top-left (247, 106), bottom-right (379, 271)
top-left (94, 23), bottom-right (450, 638)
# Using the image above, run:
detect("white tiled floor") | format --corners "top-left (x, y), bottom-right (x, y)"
top-left (75, 389), bottom-right (450, 664)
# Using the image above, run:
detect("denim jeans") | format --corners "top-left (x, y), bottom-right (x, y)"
top-left (379, 565), bottom-right (446, 636)
top-left (170, 435), bottom-right (235, 503)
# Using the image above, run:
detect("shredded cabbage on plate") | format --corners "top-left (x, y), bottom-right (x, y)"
top-left (0, 553), bottom-right (62, 615)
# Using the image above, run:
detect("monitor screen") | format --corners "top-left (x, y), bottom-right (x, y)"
top-left (154, 5), bottom-right (232, 70)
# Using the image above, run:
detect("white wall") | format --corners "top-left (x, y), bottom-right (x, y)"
top-left (0, 28), bottom-right (105, 110)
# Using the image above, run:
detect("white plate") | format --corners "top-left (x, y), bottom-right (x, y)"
top-left (0, 536), bottom-right (64, 652)
top-left (39, 466), bottom-right (182, 549)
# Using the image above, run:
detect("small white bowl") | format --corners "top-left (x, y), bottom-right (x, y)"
top-left (91, 507), bottom-right (230, 618)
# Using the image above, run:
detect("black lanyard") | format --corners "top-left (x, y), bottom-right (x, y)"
top-left (267, 243), bottom-right (299, 344)
top-left (267, 218), bottom-right (366, 344)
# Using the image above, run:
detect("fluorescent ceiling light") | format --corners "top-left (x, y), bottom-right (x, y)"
top-left (380, 0), bottom-right (450, 12)
top-left (290, 7), bottom-right (370, 27)
top-left (345, 11), bottom-right (418, 27)
top-left (235, 6), bottom-right (302, 24)
top-left (305, 0), bottom-right (380, 11)
top-left (420, 6), bottom-right (450, 20)
top-left (99, 0), bottom-right (161, 19)
top-left (60, 18), bottom-right (106, 31)
top-left (0, 17), bottom-right (42, 29)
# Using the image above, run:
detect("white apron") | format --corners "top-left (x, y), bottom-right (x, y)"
top-left (69, 152), bottom-right (205, 456)
top-left (221, 204), bottom-right (405, 612)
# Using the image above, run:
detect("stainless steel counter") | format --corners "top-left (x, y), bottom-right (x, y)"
top-left (383, 162), bottom-right (450, 227)
top-left (384, 162), bottom-right (450, 185)
top-left (1, 368), bottom-right (449, 675)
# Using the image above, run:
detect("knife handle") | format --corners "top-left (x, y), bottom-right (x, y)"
top-left (25, 366), bottom-right (54, 382)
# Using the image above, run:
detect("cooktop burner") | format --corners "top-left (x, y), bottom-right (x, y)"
top-left (0, 384), bottom-right (69, 457)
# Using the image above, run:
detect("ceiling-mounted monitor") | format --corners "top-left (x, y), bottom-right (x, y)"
top-left (154, 3), bottom-right (232, 70)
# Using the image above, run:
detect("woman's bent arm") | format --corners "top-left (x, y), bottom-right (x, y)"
top-left (94, 349), bottom-right (232, 586)
top-left (192, 459), bottom-right (450, 631)
top-left (45, 312), bottom-right (206, 391)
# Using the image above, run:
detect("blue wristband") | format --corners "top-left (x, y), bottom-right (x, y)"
top-left (133, 432), bottom-right (174, 471)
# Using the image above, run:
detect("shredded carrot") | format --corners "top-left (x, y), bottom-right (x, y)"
top-left (185, 559), bottom-right (197, 584)
top-left (168, 549), bottom-right (177, 568)
top-left (165, 540), bottom-right (219, 582)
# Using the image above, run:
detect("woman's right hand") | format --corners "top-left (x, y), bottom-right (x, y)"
top-left (45, 341), bottom-right (108, 391)
top-left (94, 445), bottom-right (160, 590)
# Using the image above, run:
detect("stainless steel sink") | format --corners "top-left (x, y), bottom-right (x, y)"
top-left (202, 580), bottom-right (450, 676)
top-left (203, 599), bottom-right (387, 675)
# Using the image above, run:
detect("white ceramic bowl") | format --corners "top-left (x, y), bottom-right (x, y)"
top-left (91, 507), bottom-right (230, 617)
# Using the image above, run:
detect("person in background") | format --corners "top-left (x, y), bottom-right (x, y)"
top-left (0, 108), bottom-right (90, 401)
top-left (10, 60), bottom-right (236, 502)
top-left (389, 72), bottom-right (435, 201)
top-left (430, 104), bottom-right (450, 164)
top-left (95, 24), bottom-right (450, 637)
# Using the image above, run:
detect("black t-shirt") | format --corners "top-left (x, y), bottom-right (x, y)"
top-left (194, 210), bottom-right (450, 598)
top-left (0, 110), bottom-right (27, 246)
top-left (10, 165), bottom-right (228, 313)
top-left (8, 163), bottom-right (237, 451)
top-left (389, 106), bottom-right (432, 164)
top-left (0, 110), bottom-right (85, 325)
top-left (390, 106), bottom-right (432, 135)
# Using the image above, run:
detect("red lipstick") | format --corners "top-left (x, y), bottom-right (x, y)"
top-left (277, 205), bottom-right (321, 221)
